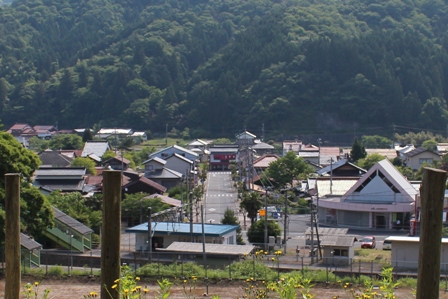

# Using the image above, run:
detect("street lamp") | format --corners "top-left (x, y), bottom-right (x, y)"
top-left (66, 230), bottom-right (74, 275)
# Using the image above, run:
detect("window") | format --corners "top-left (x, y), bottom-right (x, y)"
top-left (333, 249), bottom-right (348, 257)
top-left (419, 158), bottom-right (433, 164)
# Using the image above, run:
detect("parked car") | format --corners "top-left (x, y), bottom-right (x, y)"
top-left (361, 236), bottom-right (376, 249)
top-left (382, 239), bottom-right (392, 250)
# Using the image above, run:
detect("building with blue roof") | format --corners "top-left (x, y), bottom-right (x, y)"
top-left (125, 222), bottom-right (239, 252)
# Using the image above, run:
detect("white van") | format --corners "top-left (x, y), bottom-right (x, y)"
top-left (383, 239), bottom-right (392, 250)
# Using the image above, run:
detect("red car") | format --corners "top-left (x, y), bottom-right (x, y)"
top-left (361, 236), bottom-right (376, 249)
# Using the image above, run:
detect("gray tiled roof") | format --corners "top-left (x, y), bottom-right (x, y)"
top-left (35, 167), bottom-right (86, 177)
top-left (81, 141), bottom-right (110, 158)
top-left (145, 168), bottom-right (183, 179)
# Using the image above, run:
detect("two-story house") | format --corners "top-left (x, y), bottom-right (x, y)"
top-left (142, 157), bottom-right (183, 189)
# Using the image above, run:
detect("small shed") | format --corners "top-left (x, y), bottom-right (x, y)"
top-left (386, 236), bottom-right (448, 270)
top-left (320, 235), bottom-right (357, 266)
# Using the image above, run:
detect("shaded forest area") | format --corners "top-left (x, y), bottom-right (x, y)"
top-left (1, 0), bottom-right (448, 141)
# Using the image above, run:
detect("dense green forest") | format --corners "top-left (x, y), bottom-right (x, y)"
top-left (1, 0), bottom-right (448, 140)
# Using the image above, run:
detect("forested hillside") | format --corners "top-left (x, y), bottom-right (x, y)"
top-left (1, 0), bottom-right (448, 139)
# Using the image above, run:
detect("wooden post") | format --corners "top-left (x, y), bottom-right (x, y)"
top-left (5, 174), bottom-right (21, 299)
top-left (101, 171), bottom-right (122, 299)
top-left (417, 167), bottom-right (447, 299)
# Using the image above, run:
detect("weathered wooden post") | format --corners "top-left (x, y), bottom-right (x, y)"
top-left (417, 167), bottom-right (447, 299)
top-left (5, 174), bottom-right (21, 299)
top-left (101, 170), bottom-right (122, 299)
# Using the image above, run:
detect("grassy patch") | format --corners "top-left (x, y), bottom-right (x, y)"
top-left (354, 248), bottom-right (391, 261)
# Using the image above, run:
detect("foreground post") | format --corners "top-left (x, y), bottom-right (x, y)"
top-left (417, 167), bottom-right (447, 299)
top-left (5, 174), bottom-right (21, 299)
top-left (101, 171), bottom-right (122, 299)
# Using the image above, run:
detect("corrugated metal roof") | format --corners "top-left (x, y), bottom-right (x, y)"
top-left (126, 222), bottom-right (238, 237)
top-left (146, 194), bottom-right (181, 207)
top-left (305, 227), bottom-right (349, 236)
top-left (20, 233), bottom-right (42, 251)
top-left (161, 242), bottom-right (254, 255)
top-left (53, 207), bottom-right (94, 235)
top-left (320, 235), bottom-right (356, 247)
top-left (317, 178), bottom-right (358, 196)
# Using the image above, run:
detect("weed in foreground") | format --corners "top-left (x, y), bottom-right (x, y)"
top-left (22, 282), bottom-right (50, 299)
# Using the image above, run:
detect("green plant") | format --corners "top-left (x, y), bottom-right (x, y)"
top-left (47, 265), bottom-right (64, 275)
top-left (108, 265), bottom-right (149, 299)
top-left (182, 275), bottom-right (198, 299)
top-left (22, 282), bottom-right (50, 299)
top-left (242, 278), bottom-right (270, 299)
top-left (155, 279), bottom-right (172, 299)
top-left (268, 273), bottom-right (315, 299)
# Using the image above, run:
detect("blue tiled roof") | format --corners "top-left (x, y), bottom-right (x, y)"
top-left (125, 222), bottom-right (238, 237)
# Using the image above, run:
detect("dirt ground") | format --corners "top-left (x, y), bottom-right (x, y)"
top-left (0, 276), bottom-right (443, 298)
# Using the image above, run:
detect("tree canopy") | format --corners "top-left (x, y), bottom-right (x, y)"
top-left (1, 0), bottom-right (448, 140)
top-left (265, 151), bottom-right (314, 189)
top-left (0, 131), bottom-right (53, 241)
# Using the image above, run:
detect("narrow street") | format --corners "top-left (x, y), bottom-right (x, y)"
top-left (204, 171), bottom-right (239, 225)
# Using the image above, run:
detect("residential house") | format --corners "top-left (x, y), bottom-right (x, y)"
top-left (81, 140), bottom-right (111, 162)
top-left (145, 194), bottom-right (182, 207)
top-left (209, 145), bottom-right (238, 170)
top-left (142, 157), bottom-right (183, 189)
top-left (123, 176), bottom-right (167, 195)
top-left (103, 156), bottom-right (131, 171)
top-left (125, 222), bottom-right (240, 251)
top-left (282, 140), bottom-right (303, 156)
top-left (252, 140), bottom-right (274, 155)
top-left (316, 159), bottom-right (366, 177)
top-left (33, 167), bottom-right (87, 194)
top-left (95, 128), bottom-right (133, 140)
top-left (401, 147), bottom-right (440, 170)
top-left (39, 150), bottom-right (73, 167)
top-left (129, 131), bottom-right (147, 143)
top-left (164, 153), bottom-right (194, 177)
top-left (34, 125), bottom-right (58, 139)
top-left (235, 131), bottom-right (256, 146)
top-left (317, 159), bottom-right (416, 229)
top-left (149, 144), bottom-right (199, 163)
top-left (319, 147), bottom-right (342, 166)
top-left (437, 143), bottom-right (448, 155)
top-left (186, 139), bottom-right (209, 151)
top-left (253, 154), bottom-right (278, 176)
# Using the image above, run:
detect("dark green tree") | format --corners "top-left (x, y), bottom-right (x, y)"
top-left (356, 153), bottom-right (386, 170)
top-left (82, 128), bottom-right (94, 142)
top-left (0, 131), bottom-right (53, 241)
top-left (49, 134), bottom-right (83, 150)
top-left (221, 208), bottom-right (245, 245)
top-left (350, 137), bottom-right (367, 162)
top-left (247, 219), bottom-right (281, 244)
top-left (240, 191), bottom-right (263, 225)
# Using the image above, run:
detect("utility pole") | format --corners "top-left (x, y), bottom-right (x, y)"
top-left (190, 191), bottom-right (193, 242)
top-left (283, 194), bottom-right (288, 254)
top-left (165, 123), bottom-right (168, 145)
top-left (310, 204), bottom-right (314, 264)
top-left (201, 205), bottom-right (208, 295)
top-left (330, 158), bottom-right (334, 195)
top-left (264, 190), bottom-right (268, 251)
top-left (148, 207), bottom-right (152, 263)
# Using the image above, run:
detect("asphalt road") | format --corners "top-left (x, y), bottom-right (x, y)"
top-left (204, 171), bottom-right (239, 225)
